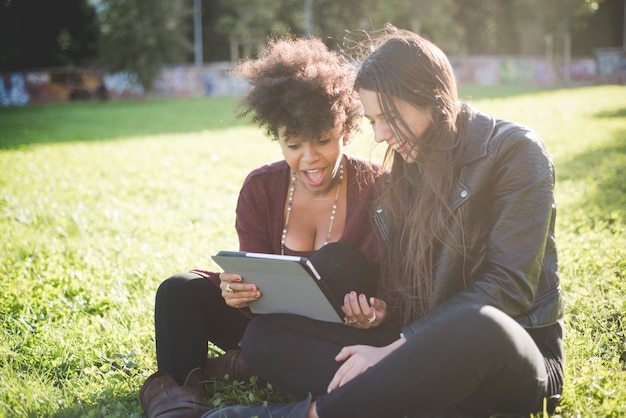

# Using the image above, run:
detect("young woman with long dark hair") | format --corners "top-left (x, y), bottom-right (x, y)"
top-left (201, 26), bottom-right (564, 418)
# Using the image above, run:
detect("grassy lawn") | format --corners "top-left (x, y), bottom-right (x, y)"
top-left (1, 85), bottom-right (625, 417)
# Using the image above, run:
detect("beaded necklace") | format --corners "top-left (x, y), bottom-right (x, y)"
top-left (281, 162), bottom-right (344, 255)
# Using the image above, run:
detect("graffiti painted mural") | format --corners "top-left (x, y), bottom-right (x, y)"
top-left (103, 72), bottom-right (144, 98)
top-left (0, 57), bottom-right (608, 106)
top-left (0, 73), bottom-right (30, 106)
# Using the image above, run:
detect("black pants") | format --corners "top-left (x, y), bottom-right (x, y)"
top-left (242, 304), bottom-right (563, 418)
top-left (153, 242), bottom-right (383, 385)
top-left (154, 271), bottom-right (251, 384)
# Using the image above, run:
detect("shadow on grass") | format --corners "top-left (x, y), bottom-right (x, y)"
top-left (48, 395), bottom-right (141, 418)
top-left (0, 87), bottom-right (566, 150)
top-left (557, 123), bottom-right (626, 222)
top-left (0, 96), bottom-right (250, 150)
top-left (594, 106), bottom-right (626, 119)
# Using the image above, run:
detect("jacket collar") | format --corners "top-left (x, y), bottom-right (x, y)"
top-left (448, 106), bottom-right (497, 210)
top-left (457, 106), bottom-right (497, 166)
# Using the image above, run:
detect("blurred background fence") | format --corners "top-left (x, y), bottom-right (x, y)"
top-left (2, 50), bottom-right (624, 106)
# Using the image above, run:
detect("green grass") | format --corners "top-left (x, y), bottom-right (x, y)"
top-left (1, 85), bottom-right (625, 417)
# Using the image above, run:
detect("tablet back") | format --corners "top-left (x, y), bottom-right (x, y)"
top-left (211, 251), bottom-right (343, 323)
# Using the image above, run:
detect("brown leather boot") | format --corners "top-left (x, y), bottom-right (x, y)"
top-left (203, 349), bottom-right (262, 384)
top-left (139, 367), bottom-right (211, 418)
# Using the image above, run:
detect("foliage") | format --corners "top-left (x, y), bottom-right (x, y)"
top-left (189, 0), bottom-right (227, 62)
top-left (0, 86), bottom-right (625, 416)
top-left (304, 0), bottom-right (369, 49)
top-left (360, 0), bottom-right (459, 53)
top-left (98, 0), bottom-right (192, 91)
top-left (0, 0), bottom-right (100, 69)
top-left (0, 0), bottom-right (618, 71)
top-left (211, 0), bottom-right (613, 58)
top-left (214, 0), bottom-right (367, 56)
top-left (214, 0), bottom-right (288, 58)
top-left (569, 0), bottom-right (623, 55)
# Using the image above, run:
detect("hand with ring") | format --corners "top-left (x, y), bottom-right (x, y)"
top-left (342, 291), bottom-right (387, 328)
top-left (219, 272), bottom-right (261, 309)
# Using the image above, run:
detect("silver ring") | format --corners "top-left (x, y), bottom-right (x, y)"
top-left (368, 311), bottom-right (377, 324)
top-left (349, 318), bottom-right (357, 324)
top-left (225, 283), bottom-right (233, 293)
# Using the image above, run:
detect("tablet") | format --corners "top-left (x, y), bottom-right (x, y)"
top-left (211, 251), bottom-right (343, 323)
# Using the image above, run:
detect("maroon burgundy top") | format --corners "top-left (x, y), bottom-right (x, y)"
top-left (235, 155), bottom-right (385, 275)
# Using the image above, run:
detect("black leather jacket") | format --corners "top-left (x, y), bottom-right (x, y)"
top-left (376, 108), bottom-right (563, 337)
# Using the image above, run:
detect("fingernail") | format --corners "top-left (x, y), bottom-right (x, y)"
top-left (250, 285), bottom-right (256, 290)
top-left (255, 291), bottom-right (260, 298)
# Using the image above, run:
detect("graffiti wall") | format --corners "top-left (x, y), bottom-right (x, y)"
top-left (0, 56), bottom-right (607, 107)
top-left (152, 63), bottom-right (248, 98)
top-left (449, 56), bottom-right (597, 86)
top-left (0, 63), bottom-right (250, 106)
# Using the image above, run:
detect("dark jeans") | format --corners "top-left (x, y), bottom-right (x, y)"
top-left (154, 242), bottom-right (383, 385)
top-left (154, 271), bottom-right (251, 384)
top-left (242, 304), bottom-right (563, 418)
top-left (242, 314), bottom-right (400, 397)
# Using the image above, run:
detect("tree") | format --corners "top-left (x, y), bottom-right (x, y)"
top-left (215, 0), bottom-right (287, 60)
top-left (215, 0), bottom-right (367, 59)
top-left (362, 0), bottom-right (606, 56)
top-left (194, 0), bottom-right (231, 62)
top-left (210, 0), bottom-right (612, 61)
top-left (362, 0), bottom-right (459, 53)
top-left (307, 0), bottom-right (369, 49)
top-left (572, 0), bottom-right (624, 54)
top-left (98, 0), bottom-right (191, 90)
top-left (535, 0), bottom-right (607, 83)
top-left (0, 0), bottom-right (100, 70)
top-left (448, 0), bottom-right (535, 55)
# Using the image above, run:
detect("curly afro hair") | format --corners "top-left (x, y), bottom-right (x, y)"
top-left (234, 37), bottom-right (362, 141)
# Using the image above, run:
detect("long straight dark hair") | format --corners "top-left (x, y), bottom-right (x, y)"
top-left (355, 26), bottom-right (467, 326)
